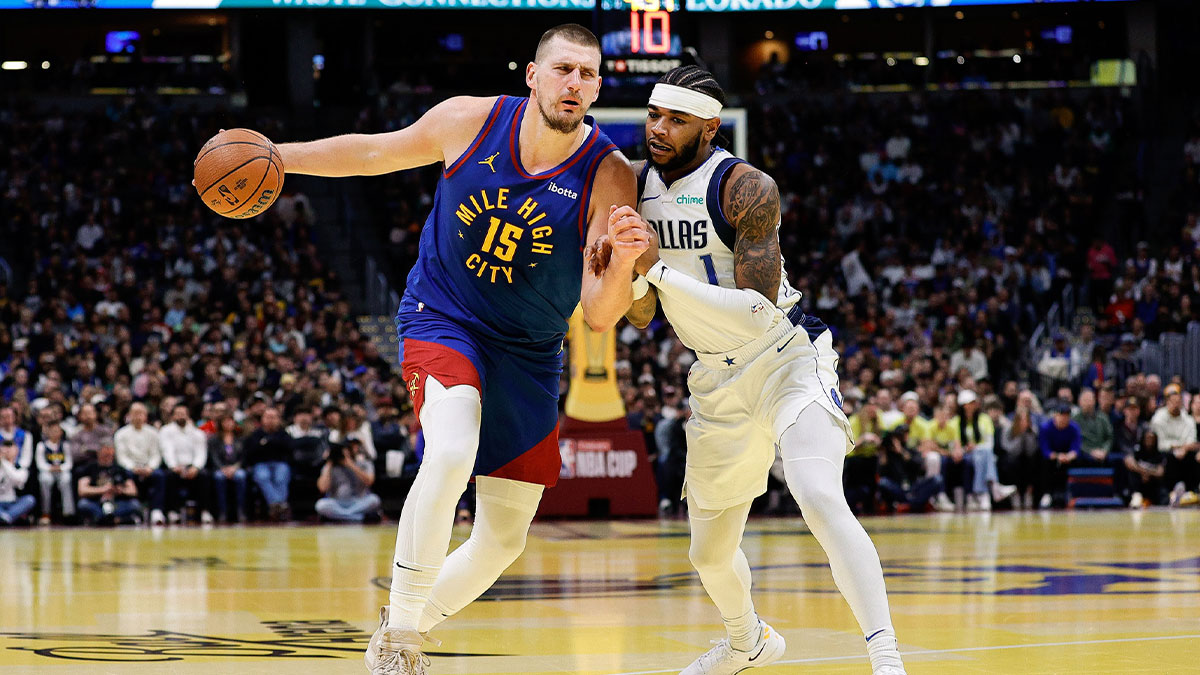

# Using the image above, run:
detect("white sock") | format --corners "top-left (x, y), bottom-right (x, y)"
top-left (724, 609), bottom-right (760, 652)
top-left (390, 559), bottom-right (441, 630)
top-left (866, 626), bottom-right (903, 671)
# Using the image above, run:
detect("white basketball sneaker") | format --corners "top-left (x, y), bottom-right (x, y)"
top-left (990, 483), bottom-right (1018, 504)
top-left (680, 621), bottom-right (785, 675)
top-left (365, 606), bottom-right (429, 674)
top-left (874, 666), bottom-right (907, 675)
top-left (932, 492), bottom-right (954, 512)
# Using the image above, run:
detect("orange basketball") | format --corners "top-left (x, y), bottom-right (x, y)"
top-left (194, 128), bottom-right (284, 220)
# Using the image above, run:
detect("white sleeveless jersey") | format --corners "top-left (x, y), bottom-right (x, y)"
top-left (638, 149), bottom-right (801, 354)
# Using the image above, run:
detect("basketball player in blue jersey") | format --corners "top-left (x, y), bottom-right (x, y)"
top-left (592, 66), bottom-right (906, 675)
top-left (276, 24), bottom-right (650, 675)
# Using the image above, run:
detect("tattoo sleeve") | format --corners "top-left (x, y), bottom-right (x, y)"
top-left (728, 168), bottom-right (782, 300)
top-left (624, 287), bottom-right (658, 329)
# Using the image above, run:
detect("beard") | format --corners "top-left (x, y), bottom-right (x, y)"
top-left (536, 93), bottom-right (584, 135)
top-left (648, 130), bottom-right (703, 174)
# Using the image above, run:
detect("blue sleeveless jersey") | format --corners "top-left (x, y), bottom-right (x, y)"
top-left (400, 96), bottom-right (618, 359)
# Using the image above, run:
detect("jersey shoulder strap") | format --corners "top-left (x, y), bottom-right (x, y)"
top-left (706, 155), bottom-right (747, 251)
top-left (636, 161), bottom-right (652, 200)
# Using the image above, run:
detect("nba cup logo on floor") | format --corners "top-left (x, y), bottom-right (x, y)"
top-left (453, 187), bottom-right (556, 285)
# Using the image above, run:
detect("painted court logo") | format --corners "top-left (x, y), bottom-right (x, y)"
top-left (1, 621), bottom-right (369, 662)
top-left (0, 621), bottom-right (503, 663)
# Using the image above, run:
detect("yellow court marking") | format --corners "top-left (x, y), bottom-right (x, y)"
top-left (1, 510), bottom-right (1198, 673)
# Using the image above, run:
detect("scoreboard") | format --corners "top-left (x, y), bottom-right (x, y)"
top-left (599, 0), bottom-right (692, 85)
top-left (605, 0), bottom-right (676, 55)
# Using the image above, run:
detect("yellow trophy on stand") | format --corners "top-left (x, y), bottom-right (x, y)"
top-left (563, 304), bottom-right (626, 430)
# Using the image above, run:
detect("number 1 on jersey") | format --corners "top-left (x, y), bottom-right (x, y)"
top-left (700, 253), bottom-right (718, 285)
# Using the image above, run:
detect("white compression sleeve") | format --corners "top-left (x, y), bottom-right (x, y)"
top-left (418, 476), bottom-right (544, 634)
top-left (687, 502), bottom-right (757, 647)
top-left (780, 404), bottom-right (895, 637)
top-left (645, 260), bottom-right (778, 338)
top-left (388, 376), bottom-right (482, 630)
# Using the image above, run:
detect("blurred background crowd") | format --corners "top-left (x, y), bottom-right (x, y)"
top-left (2, 0), bottom-right (1199, 527)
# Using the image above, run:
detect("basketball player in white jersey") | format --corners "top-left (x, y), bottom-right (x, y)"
top-left (593, 66), bottom-right (906, 675)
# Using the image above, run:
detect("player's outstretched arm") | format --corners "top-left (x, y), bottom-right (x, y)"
top-left (724, 163), bottom-right (782, 299)
top-left (580, 153), bottom-right (645, 332)
top-left (277, 96), bottom-right (496, 177)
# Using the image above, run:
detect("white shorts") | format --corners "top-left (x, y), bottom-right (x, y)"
top-left (683, 317), bottom-right (852, 511)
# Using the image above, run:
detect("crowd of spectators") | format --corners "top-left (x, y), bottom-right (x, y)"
top-left (0, 97), bottom-right (417, 526)
top-left (3, 85), bottom-right (1199, 527)
top-left (606, 89), bottom-right (1194, 515)
top-left (349, 85), bottom-right (1200, 519)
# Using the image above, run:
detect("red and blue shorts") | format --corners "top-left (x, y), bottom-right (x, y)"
top-left (397, 309), bottom-right (562, 488)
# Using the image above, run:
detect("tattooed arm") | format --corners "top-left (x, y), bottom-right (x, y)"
top-left (625, 285), bottom-right (658, 330)
top-left (592, 163), bottom-right (786, 345)
top-left (723, 164), bottom-right (781, 301)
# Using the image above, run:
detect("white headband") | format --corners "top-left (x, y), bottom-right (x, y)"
top-left (648, 83), bottom-right (723, 120)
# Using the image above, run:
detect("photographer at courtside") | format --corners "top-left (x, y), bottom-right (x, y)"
top-left (315, 438), bottom-right (381, 524)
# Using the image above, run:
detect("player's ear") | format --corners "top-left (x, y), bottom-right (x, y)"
top-left (525, 62), bottom-right (537, 90)
top-left (704, 116), bottom-right (721, 142)
top-left (591, 76), bottom-right (602, 104)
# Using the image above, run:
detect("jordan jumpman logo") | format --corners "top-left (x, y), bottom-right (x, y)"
top-left (478, 151), bottom-right (500, 173)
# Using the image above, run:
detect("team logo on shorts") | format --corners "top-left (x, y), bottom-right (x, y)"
top-left (830, 388), bottom-right (843, 409)
top-left (408, 372), bottom-right (421, 400)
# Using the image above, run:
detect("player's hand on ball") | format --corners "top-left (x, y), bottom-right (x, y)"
top-left (586, 234), bottom-right (614, 277)
top-left (194, 128), bottom-right (284, 219)
top-left (607, 205), bottom-right (651, 270)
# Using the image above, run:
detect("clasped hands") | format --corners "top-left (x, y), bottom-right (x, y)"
top-left (586, 205), bottom-right (660, 278)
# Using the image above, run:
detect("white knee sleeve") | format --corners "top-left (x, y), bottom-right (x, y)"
top-left (389, 376), bottom-right (482, 630)
top-left (419, 476), bottom-right (543, 633)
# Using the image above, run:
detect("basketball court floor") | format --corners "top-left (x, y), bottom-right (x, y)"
top-left (1, 510), bottom-right (1197, 674)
